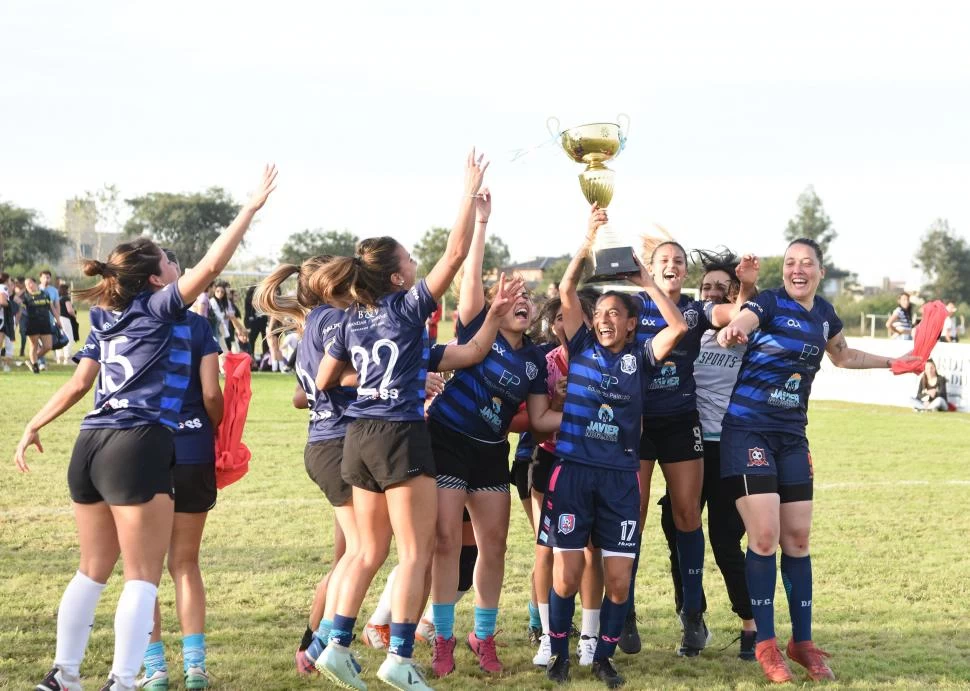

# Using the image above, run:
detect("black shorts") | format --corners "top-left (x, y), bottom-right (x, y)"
top-left (68, 426), bottom-right (175, 505)
top-left (306, 438), bottom-right (351, 507)
top-left (173, 463), bottom-right (217, 513)
top-left (26, 318), bottom-right (52, 336)
top-left (510, 458), bottom-right (531, 501)
top-left (342, 419), bottom-right (435, 493)
top-left (430, 419), bottom-right (510, 493)
top-left (639, 410), bottom-right (704, 463)
top-left (529, 446), bottom-right (558, 495)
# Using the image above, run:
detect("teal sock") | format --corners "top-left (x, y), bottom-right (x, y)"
top-left (474, 606), bottom-right (498, 639)
top-left (432, 602), bottom-right (455, 640)
top-left (528, 601), bottom-right (541, 629)
top-left (306, 619), bottom-right (332, 661)
top-left (182, 633), bottom-right (206, 673)
top-left (143, 640), bottom-right (167, 676)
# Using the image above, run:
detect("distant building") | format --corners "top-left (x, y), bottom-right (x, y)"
top-left (53, 199), bottom-right (123, 277)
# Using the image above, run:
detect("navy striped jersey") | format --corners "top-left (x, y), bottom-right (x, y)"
top-left (427, 307), bottom-right (547, 443)
top-left (75, 284), bottom-right (192, 431)
top-left (515, 431), bottom-right (535, 461)
top-left (171, 312), bottom-right (222, 464)
top-left (296, 304), bottom-right (355, 442)
top-left (722, 288), bottom-right (843, 435)
top-left (556, 324), bottom-right (657, 471)
top-left (694, 329), bottom-right (745, 441)
top-left (634, 293), bottom-right (713, 415)
top-left (328, 279), bottom-right (436, 421)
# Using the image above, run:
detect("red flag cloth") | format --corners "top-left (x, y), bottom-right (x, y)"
top-left (891, 300), bottom-right (947, 375)
top-left (215, 352), bottom-right (253, 489)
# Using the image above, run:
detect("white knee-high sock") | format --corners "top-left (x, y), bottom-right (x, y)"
top-left (111, 580), bottom-right (158, 688)
top-left (539, 602), bottom-right (550, 635)
top-left (369, 566), bottom-right (398, 626)
top-left (54, 571), bottom-right (107, 678)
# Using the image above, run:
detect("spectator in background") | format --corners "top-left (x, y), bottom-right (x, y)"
top-left (59, 280), bottom-right (81, 343)
top-left (0, 272), bottom-right (12, 372)
top-left (244, 285), bottom-right (270, 365)
top-left (191, 282), bottom-right (214, 320)
top-left (39, 269), bottom-right (61, 321)
top-left (427, 302), bottom-right (442, 345)
top-left (16, 278), bottom-right (29, 357)
top-left (914, 359), bottom-right (950, 412)
top-left (55, 283), bottom-right (78, 365)
top-left (545, 281), bottom-right (559, 301)
top-left (23, 276), bottom-right (55, 373)
top-left (886, 292), bottom-right (913, 339)
top-left (942, 302), bottom-right (959, 343)
top-left (210, 281), bottom-right (247, 354)
top-left (227, 288), bottom-right (244, 351)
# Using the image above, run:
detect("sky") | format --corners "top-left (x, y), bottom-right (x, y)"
top-left (2, 0), bottom-right (969, 287)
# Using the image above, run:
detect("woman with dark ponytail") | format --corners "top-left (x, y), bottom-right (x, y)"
top-left (14, 165), bottom-right (277, 691)
top-left (312, 149), bottom-right (489, 691)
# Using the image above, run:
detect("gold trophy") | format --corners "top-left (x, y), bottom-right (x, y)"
top-left (548, 115), bottom-right (637, 282)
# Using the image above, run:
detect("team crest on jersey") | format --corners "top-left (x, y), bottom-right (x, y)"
top-left (525, 361), bottom-right (539, 381)
top-left (558, 513), bottom-right (576, 535)
top-left (747, 447), bottom-right (768, 467)
top-left (684, 309), bottom-right (699, 330)
top-left (620, 353), bottom-right (637, 375)
top-left (822, 321), bottom-right (830, 340)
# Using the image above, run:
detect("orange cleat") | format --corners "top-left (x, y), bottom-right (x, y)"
top-left (755, 638), bottom-right (794, 683)
top-left (786, 639), bottom-right (835, 681)
top-left (361, 622), bottom-right (390, 649)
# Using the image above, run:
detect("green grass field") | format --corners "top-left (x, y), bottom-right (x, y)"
top-left (3, 342), bottom-right (970, 689)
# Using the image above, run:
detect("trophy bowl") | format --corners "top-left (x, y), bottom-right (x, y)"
top-left (559, 123), bottom-right (624, 166)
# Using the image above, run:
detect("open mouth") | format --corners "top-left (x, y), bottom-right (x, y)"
top-left (663, 271), bottom-right (679, 281)
top-left (790, 277), bottom-right (808, 288)
top-left (598, 326), bottom-right (616, 339)
top-left (514, 307), bottom-right (529, 319)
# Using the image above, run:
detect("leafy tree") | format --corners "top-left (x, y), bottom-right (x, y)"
top-left (0, 202), bottom-right (67, 271)
top-left (542, 256), bottom-right (571, 288)
top-left (914, 218), bottom-right (970, 303)
top-left (784, 186), bottom-right (837, 261)
top-left (412, 226), bottom-right (510, 276)
top-left (756, 256), bottom-right (785, 291)
top-left (278, 229), bottom-right (359, 265)
top-left (124, 187), bottom-right (241, 269)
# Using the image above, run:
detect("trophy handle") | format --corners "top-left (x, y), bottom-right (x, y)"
top-left (617, 113), bottom-right (631, 151)
top-left (546, 116), bottom-right (562, 140)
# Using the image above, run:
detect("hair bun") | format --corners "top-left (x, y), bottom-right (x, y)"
top-left (82, 259), bottom-right (108, 277)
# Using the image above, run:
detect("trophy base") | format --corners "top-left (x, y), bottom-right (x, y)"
top-left (586, 246), bottom-right (640, 283)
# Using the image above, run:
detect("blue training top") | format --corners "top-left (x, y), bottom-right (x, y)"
top-left (328, 279), bottom-right (436, 422)
top-left (296, 304), bottom-right (356, 442)
top-left (634, 293), bottom-right (713, 416)
top-left (556, 324), bottom-right (657, 472)
top-left (75, 284), bottom-right (191, 431)
top-left (427, 307), bottom-right (547, 443)
top-left (722, 288), bottom-right (843, 436)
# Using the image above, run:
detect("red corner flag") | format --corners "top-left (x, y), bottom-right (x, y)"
top-left (215, 352), bottom-right (253, 489)
top-left (891, 300), bottom-right (947, 376)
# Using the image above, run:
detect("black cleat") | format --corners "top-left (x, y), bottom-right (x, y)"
top-left (546, 653), bottom-right (570, 684)
top-left (591, 658), bottom-right (625, 688)
top-left (618, 608), bottom-right (641, 655)
top-left (677, 610), bottom-right (712, 657)
top-left (739, 630), bottom-right (757, 661)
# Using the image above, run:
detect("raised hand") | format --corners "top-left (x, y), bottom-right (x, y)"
top-left (735, 253), bottom-right (760, 286)
top-left (475, 187), bottom-right (492, 222)
top-left (587, 203), bottom-right (608, 244)
top-left (245, 164), bottom-right (279, 212)
top-left (489, 274), bottom-right (526, 318)
top-left (464, 147), bottom-right (490, 197)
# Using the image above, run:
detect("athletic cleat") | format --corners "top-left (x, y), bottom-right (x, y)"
top-left (183, 666), bottom-right (209, 690)
top-left (295, 649), bottom-right (318, 676)
top-left (617, 608), bottom-right (641, 655)
top-left (755, 639), bottom-right (794, 683)
top-left (32, 362), bottom-right (40, 373)
top-left (528, 625), bottom-right (542, 647)
top-left (376, 655), bottom-right (433, 690)
top-left (467, 632), bottom-right (502, 673)
top-left (677, 611), bottom-right (712, 656)
top-left (39, 361), bottom-right (47, 371)
top-left (97, 675), bottom-right (126, 691)
top-left (317, 643), bottom-right (367, 690)
top-left (786, 639), bottom-right (835, 681)
top-left (546, 653), bottom-right (570, 684)
top-left (739, 630), bottom-right (757, 661)
top-left (136, 669), bottom-right (170, 689)
top-left (415, 617), bottom-right (435, 643)
top-left (591, 658), bottom-right (625, 688)
top-left (36, 666), bottom-right (82, 691)
top-left (533, 634), bottom-right (552, 667)
top-left (430, 635), bottom-right (456, 677)
top-left (363, 623), bottom-right (391, 650)
top-left (577, 634), bottom-right (597, 666)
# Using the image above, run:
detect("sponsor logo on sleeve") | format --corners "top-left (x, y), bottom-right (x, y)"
top-left (684, 309), bottom-right (699, 330)
top-left (525, 361), bottom-right (539, 381)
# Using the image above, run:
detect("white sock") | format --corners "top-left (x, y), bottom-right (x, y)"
top-left (111, 580), bottom-right (158, 688)
top-left (538, 602), bottom-right (550, 635)
top-left (54, 571), bottom-right (107, 678)
top-left (581, 608), bottom-right (601, 638)
top-left (369, 566), bottom-right (397, 626)
top-left (271, 358), bottom-right (279, 372)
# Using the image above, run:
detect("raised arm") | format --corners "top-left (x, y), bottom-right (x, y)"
top-left (639, 260), bottom-right (688, 360)
top-left (456, 189), bottom-right (491, 325)
top-left (423, 150), bottom-right (489, 301)
top-left (710, 254), bottom-right (760, 327)
top-left (200, 352), bottom-right (224, 427)
top-left (560, 205), bottom-right (606, 342)
top-left (177, 165), bottom-right (278, 306)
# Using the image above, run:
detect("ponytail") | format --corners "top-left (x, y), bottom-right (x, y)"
top-left (253, 255), bottom-right (332, 335)
top-left (74, 237), bottom-right (164, 310)
top-left (313, 236), bottom-right (401, 309)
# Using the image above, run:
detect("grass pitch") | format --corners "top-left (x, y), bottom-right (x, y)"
top-left (2, 353), bottom-right (970, 689)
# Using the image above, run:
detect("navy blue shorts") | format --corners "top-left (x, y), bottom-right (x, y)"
top-left (537, 460), bottom-right (640, 555)
top-left (720, 427), bottom-right (813, 503)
